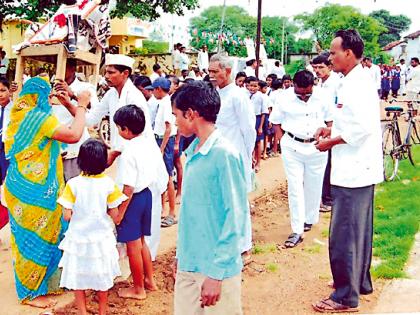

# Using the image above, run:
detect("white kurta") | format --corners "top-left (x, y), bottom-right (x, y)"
top-left (216, 82), bottom-right (256, 252)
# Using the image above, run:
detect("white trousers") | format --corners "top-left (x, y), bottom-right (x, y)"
top-left (281, 142), bottom-right (328, 235)
top-left (241, 204), bottom-right (252, 252)
top-left (145, 188), bottom-right (162, 261)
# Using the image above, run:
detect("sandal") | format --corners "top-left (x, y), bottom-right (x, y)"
top-left (161, 216), bottom-right (177, 228)
top-left (284, 233), bottom-right (303, 248)
top-left (304, 223), bottom-right (312, 232)
top-left (312, 298), bottom-right (359, 313)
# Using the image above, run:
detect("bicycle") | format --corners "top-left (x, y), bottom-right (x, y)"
top-left (382, 98), bottom-right (419, 181)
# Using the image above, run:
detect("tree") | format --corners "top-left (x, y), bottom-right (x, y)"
top-left (190, 6), bottom-right (256, 57)
top-left (369, 10), bottom-right (411, 47)
top-left (0, 0), bottom-right (199, 30)
top-left (295, 4), bottom-right (386, 57)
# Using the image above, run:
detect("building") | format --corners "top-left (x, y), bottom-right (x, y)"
top-left (382, 30), bottom-right (420, 62)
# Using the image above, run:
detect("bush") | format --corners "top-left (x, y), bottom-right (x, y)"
top-left (285, 59), bottom-right (305, 77)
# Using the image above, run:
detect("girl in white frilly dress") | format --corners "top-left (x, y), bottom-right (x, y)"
top-left (57, 139), bottom-right (127, 315)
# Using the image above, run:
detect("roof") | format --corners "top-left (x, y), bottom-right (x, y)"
top-left (382, 39), bottom-right (406, 51)
top-left (404, 30), bottom-right (420, 39)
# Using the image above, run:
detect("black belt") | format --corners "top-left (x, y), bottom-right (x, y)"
top-left (287, 132), bottom-right (315, 143)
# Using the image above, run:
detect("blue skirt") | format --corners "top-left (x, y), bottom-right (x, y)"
top-left (255, 115), bottom-right (264, 142)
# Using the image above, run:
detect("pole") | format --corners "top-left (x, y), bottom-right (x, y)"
top-left (281, 18), bottom-right (285, 64)
top-left (255, 0), bottom-right (262, 78)
top-left (218, 0), bottom-right (227, 53)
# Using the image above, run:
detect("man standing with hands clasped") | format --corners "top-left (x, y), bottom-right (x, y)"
top-left (312, 30), bottom-right (383, 313)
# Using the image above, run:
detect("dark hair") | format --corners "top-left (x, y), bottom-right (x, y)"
top-left (113, 104), bottom-right (146, 135)
top-left (152, 63), bottom-right (161, 72)
top-left (400, 59), bottom-right (405, 63)
top-left (246, 59), bottom-right (256, 67)
top-left (282, 74), bottom-right (292, 81)
top-left (235, 71), bottom-right (246, 80)
top-left (267, 73), bottom-right (278, 81)
top-left (271, 78), bottom-right (282, 90)
top-left (363, 57), bottom-right (372, 62)
top-left (203, 74), bottom-right (210, 82)
top-left (245, 76), bottom-right (258, 84)
top-left (133, 75), bottom-right (151, 88)
top-left (293, 70), bottom-right (315, 88)
top-left (258, 80), bottom-right (267, 89)
top-left (0, 77), bottom-right (10, 89)
top-left (275, 61), bottom-right (280, 66)
top-left (335, 29), bottom-right (364, 59)
top-left (412, 57), bottom-right (419, 63)
top-left (171, 81), bottom-right (220, 123)
top-left (67, 59), bottom-right (77, 68)
top-left (77, 139), bottom-right (108, 176)
top-left (312, 53), bottom-right (331, 66)
top-left (113, 64), bottom-right (132, 76)
top-left (183, 78), bottom-right (195, 84)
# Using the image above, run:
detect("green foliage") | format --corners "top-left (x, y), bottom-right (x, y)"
top-left (265, 262), bottom-right (279, 273)
top-left (369, 10), bottom-right (411, 47)
top-left (295, 4), bottom-right (386, 57)
top-left (292, 38), bottom-right (314, 54)
top-left (143, 40), bottom-right (169, 54)
top-left (371, 146), bottom-right (420, 279)
top-left (285, 59), bottom-right (305, 77)
top-left (252, 242), bottom-right (277, 255)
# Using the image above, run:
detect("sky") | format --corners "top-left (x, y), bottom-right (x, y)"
top-left (185, 0), bottom-right (419, 36)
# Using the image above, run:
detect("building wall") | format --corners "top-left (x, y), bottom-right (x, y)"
top-left (406, 38), bottom-right (420, 61)
top-left (0, 20), bottom-right (26, 58)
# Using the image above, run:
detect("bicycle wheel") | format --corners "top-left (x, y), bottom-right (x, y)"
top-left (410, 120), bottom-right (420, 145)
top-left (406, 124), bottom-right (415, 166)
top-left (382, 124), bottom-right (399, 181)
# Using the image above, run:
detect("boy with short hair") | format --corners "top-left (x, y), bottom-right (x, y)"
top-left (151, 77), bottom-right (177, 227)
top-left (247, 76), bottom-right (268, 172)
top-left (113, 105), bottom-right (165, 300)
top-left (171, 80), bottom-right (247, 315)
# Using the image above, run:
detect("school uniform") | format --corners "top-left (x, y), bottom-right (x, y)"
top-left (0, 100), bottom-right (12, 184)
top-left (249, 91), bottom-right (269, 142)
top-left (276, 88), bottom-right (333, 235)
top-left (52, 77), bottom-right (99, 181)
top-left (153, 94), bottom-right (176, 176)
top-left (328, 64), bottom-right (383, 308)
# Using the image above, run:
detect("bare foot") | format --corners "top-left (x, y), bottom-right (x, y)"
top-left (144, 279), bottom-right (158, 291)
top-left (118, 287), bottom-right (146, 300)
top-left (23, 296), bottom-right (57, 308)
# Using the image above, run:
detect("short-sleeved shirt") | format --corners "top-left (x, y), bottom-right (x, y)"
top-left (58, 173), bottom-right (127, 238)
top-left (152, 94), bottom-right (176, 137)
top-left (249, 91), bottom-right (269, 116)
top-left (116, 134), bottom-right (156, 193)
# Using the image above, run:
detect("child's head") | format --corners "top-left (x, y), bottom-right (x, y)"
top-left (166, 75), bottom-right (180, 95)
top-left (246, 76), bottom-right (259, 94)
top-left (171, 81), bottom-right (220, 137)
top-left (282, 74), bottom-right (293, 89)
top-left (235, 71), bottom-right (246, 87)
top-left (113, 104), bottom-right (146, 139)
top-left (258, 80), bottom-right (268, 94)
top-left (151, 77), bottom-right (171, 100)
top-left (266, 73), bottom-right (277, 87)
top-left (0, 77), bottom-right (11, 106)
top-left (77, 139), bottom-right (108, 176)
top-left (271, 78), bottom-right (282, 91)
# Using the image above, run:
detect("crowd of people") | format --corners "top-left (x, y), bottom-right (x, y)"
top-left (0, 28), bottom-right (418, 315)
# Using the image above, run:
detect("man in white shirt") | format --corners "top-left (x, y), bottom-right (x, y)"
top-left (313, 30), bottom-right (383, 313)
top-left (53, 59), bottom-right (99, 181)
top-left (197, 45), bottom-right (209, 74)
top-left (312, 53), bottom-right (342, 213)
top-left (172, 43), bottom-right (182, 76)
top-left (363, 57), bottom-right (381, 95)
top-left (209, 54), bottom-right (256, 256)
top-left (397, 59), bottom-right (408, 95)
top-left (271, 60), bottom-right (285, 78)
top-left (150, 63), bottom-right (165, 82)
top-left (270, 70), bottom-right (333, 248)
top-left (150, 77), bottom-right (177, 228)
top-left (245, 59), bottom-right (257, 77)
top-left (406, 57), bottom-right (420, 100)
top-left (179, 46), bottom-right (190, 74)
top-left (0, 51), bottom-right (9, 77)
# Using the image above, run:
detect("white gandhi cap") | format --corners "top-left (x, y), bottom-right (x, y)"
top-left (105, 54), bottom-right (135, 69)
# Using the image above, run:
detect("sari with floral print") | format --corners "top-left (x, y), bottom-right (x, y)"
top-left (4, 77), bottom-right (65, 301)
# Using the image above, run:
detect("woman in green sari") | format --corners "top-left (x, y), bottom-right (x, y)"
top-left (4, 77), bottom-right (89, 308)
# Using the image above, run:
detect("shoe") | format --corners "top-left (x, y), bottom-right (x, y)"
top-left (304, 223), bottom-right (312, 232)
top-left (320, 203), bottom-right (332, 213)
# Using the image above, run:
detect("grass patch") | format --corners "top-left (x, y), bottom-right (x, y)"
top-left (372, 145), bottom-right (420, 279)
top-left (265, 262), bottom-right (279, 273)
top-left (321, 229), bottom-right (329, 238)
top-left (303, 244), bottom-right (322, 254)
top-left (252, 243), bottom-right (277, 255)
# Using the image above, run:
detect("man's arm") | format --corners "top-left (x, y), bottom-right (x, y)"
top-left (160, 122), bottom-right (171, 154)
top-left (235, 94), bottom-right (256, 157)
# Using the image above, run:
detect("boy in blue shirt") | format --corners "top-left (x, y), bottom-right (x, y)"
top-left (171, 81), bottom-right (248, 314)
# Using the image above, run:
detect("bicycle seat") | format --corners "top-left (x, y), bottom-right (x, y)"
top-left (385, 106), bottom-right (403, 112)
